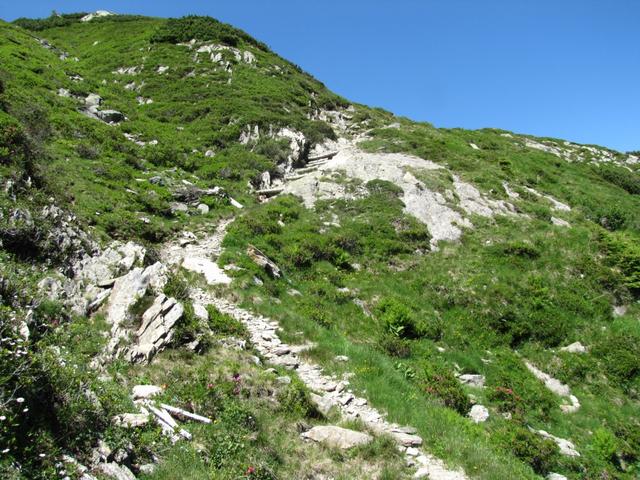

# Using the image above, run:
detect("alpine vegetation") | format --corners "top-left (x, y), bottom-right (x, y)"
top-left (0, 10), bottom-right (639, 480)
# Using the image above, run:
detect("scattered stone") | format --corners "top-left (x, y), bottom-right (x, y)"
top-left (390, 430), bottom-right (423, 447)
top-left (551, 217), bottom-right (570, 227)
top-left (139, 464), bottom-right (156, 475)
top-left (560, 342), bottom-right (587, 354)
top-left (182, 256), bottom-right (232, 285)
top-left (112, 413), bottom-right (149, 428)
top-left (247, 245), bottom-right (281, 278)
top-left (536, 430), bottom-right (580, 457)
top-left (546, 474), bottom-right (568, 480)
top-left (132, 385), bottom-right (162, 400)
top-left (96, 109), bottom-right (125, 124)
top-left (458, 374), bottom-right (485, 388)
top-left (276, 376), bottom-right (292, 385)
top-left (468, 405), bottom-right (489, 423)
top-left (170, 202), bottom-right (189, 214)
top-left (334, 355), bottom-right (349, 362)
top-left (197, 203), bottom-right (210, 215)
top-left (301, 426), bottom-right (372, 450)
top-left (469, 143), bottom-right (480, 150)
top-left (94, 462), bottom-right (135, 480)
top-left (613, 305), bottom-right (627, 317)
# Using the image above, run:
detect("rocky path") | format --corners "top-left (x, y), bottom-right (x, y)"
top-left (162, 220), bottom-right (469, 480)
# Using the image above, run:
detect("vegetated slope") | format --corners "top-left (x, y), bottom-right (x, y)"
top-left (0, 11), bottom-right (639, 480)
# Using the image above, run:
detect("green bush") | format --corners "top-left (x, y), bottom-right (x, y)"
top-left (492, 423), bottom-right (559, 474)
top-left (600, 230), bottom-right (640, 293)
top-left (591, 428), bottom-right (619, 464)
top-left (595, 165), bottom-right (640, 195)
top-left (592, 321), bottom-right (640, 389)
top-left (376, 298), bottom-right (424, 339)
top-left (276, 378), bottom-right (318, 418)
top-left (207, 305), bottom-right (249, 338)
top-left (418, 362), bottom-right (470, 414)
top-left (12, 12), bottom-right (87, 31)
top-left (150, 15), bottom-right (269, 51)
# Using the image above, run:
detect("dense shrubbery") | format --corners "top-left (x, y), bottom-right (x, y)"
top-left (487, 353), bottom-right (556, 421)
top-left (417, 362), bottom-right (470, 414)
top-left (12, 12), bottom-right (87, 31)
top-left (595, 165), bottom-right (640, 195)
top-left (150, 16), bottom-right (269, 51)
top-left (492, 423), bottom-right (559, 474)
top-left (600, 230), bottom-right (640, 293)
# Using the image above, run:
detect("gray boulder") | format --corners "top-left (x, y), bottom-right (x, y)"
top-left (301, 425), bottom-right (372, 449)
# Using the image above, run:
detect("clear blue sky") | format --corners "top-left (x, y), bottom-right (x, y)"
top-left (2, 1), bottom-right (639, 152)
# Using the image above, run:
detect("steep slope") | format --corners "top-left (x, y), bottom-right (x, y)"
top-left (1, 11), bottom-right (639, 480)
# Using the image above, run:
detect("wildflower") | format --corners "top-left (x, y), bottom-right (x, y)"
top-left (23, 408), bottom-right (29, 413)
top-left (15, 397), bottom-right (24, 404)
top-left (39, 453), bottom-right (46, 458)
top-left (247, 466), bottom-right (255, 475)
top-left (207, 383), bottom-right (214, 389)
top-left (2, 448), bottom-right (9, 454)
top-left (0, 416), bottom-right (5, 421)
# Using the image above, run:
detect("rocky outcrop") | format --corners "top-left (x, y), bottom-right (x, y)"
top-left (81, 10), bottom-right (115, 22)
top-left (282, 140), bottom-right (516, 247)
top-left (125, 294), bottom-right (184, 363)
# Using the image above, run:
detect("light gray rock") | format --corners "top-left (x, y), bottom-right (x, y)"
top-left (551, 217), bottom-right (571, 227)
top-left (193, 304), bottom-right (208, 320)
top-left (112, 413), bottom-right (149, 428)
top-left (95, 462), bottom-right (135, 480)
top-left (127, 294), bottom-right (184, 363)
top-left (170, 202), bottom-right (189, 214)
top-left (310, 393), bottom-right (335, 417)
top-left (560, 342), bottom-right (587, 354)
top-left (468, 405), bottom-right (489, 423)
top-left (85, 93), bottom-right (102, 107)
top-left (536, 430), bottom-right (580, 457)
top-left (458, 374), bottom-right (485, 388)
top-left (197, 203), bottom-right (210, 215)
top-left (546, 474), bottom-right (568, 480)
top-left (96, 110), bottom-right (125, 124)
top-left (132, 384), bottom-right (162, 400)
top-left (301, 425), bottom-right (372, 449)
top-left (613, 305), bottom-right (627, 317)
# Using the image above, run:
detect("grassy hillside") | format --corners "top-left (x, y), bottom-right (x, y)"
top-left (1, 11), bottom-right (639, 480)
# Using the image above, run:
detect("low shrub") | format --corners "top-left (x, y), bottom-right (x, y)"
top-left (151, 15), bottom-right (269, 51)
top-left (207, 305), bottom-right (249, 339)
top-left (418, 362), bottom-right (470, 414)
top-left (492, 423), bottom-right (560, 474)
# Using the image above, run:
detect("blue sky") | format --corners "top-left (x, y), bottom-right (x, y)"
top-left (2, 1), bottom-right (639, 152)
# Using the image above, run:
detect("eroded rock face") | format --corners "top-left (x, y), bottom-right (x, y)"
top-left (301, 425), bottom-right (372, 449)
top-left (125, 294), bottom-right (184, 363)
